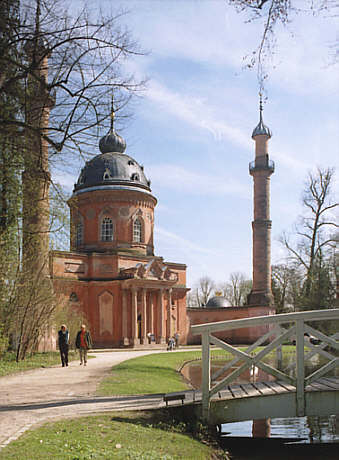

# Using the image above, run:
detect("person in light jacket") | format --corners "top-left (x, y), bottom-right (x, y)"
top-left (75, 324), bottom-right (92, 366)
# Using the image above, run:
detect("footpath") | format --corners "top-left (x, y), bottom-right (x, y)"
top-left (0, 350), bottom-right (170, 449)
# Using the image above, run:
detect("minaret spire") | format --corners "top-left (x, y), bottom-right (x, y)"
top-left (259, 92), bottom-right (263, 124)
top-left (110, 93), bottom-right (115, 131)
top-left (252, 93), bottom-right (271, 139)
top-left (247, 97), bottom-right (275, 307)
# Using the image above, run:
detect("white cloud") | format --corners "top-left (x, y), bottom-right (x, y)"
top-left (155, 225), bottom-right (217, 257)
top-left (122, 0), bottom-right (338, 97)
top-left (146, 80), bottom-right (251, 149)
top-left (148, 163), bottom-right (249, 199)
top-left (270, 14), bottom-right (339, 95)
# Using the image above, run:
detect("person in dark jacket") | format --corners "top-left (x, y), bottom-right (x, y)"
top-left (75, 324), bottom-right (92, 366)
top-left (58, 324), bottom-right (69, 367)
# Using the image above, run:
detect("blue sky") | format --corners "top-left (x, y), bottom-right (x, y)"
top-left (54, 0), bottom-right (338, 289)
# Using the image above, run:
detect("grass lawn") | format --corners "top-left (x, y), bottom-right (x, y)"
top-left (0, 351), bottom-right (79, 377)
top-left (97, 346), bottom-right (297, 396)
top-left (0, 412), bottom-right (224, 460)
top-left (97, 350), bottom-right (201, 396)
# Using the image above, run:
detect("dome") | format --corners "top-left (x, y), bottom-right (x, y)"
top-left (73, 128), bottom-right (152, 195)
top-left (205, 296), bottom-right (230, 308)
top-left (252, 118), bottom-right (272, 139)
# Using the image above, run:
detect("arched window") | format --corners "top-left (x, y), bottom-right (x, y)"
top-left (101, 217), bottom-right (113, 241)
top-left (131, 173), bottom-right (139, 181)
top-left (76, 221), bottom-right (83, 246)
top-left (133, 218), bottom-right (142, 243)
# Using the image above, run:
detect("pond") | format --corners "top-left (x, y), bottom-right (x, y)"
top-left (181, 352), bottom-right (339, 458)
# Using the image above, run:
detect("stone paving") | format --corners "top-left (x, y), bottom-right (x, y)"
top-left (0, 350), bottom-right (170, 449)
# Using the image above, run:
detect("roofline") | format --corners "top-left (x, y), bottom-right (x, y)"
top-left (73, 183), bottom-right (153, 196)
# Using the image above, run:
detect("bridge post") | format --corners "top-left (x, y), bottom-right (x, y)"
top-left (201, 331), bottom-right (211, 421)
top-left (296, 319), bottom-right (305, 416)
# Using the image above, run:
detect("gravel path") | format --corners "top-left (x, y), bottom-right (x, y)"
top-left (0, 350), bottom-right (168, 448)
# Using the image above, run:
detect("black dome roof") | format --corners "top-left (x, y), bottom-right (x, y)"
top-left (205, 296), bottom-right (230, 308)
top-left (73, 129), bottom-right (152, 195)
top-left (99, 130), bottom-right (126, 154)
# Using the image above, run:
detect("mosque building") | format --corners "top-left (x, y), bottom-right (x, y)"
top-left (51, 113), bottom-right (188, 348)
top-left (51, 99), bottom-right (275, 348)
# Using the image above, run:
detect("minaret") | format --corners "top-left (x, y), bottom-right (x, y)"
top-left (22, 4), bottom-right (54, 276)
top-left (247, 96), bottom-right (275, 307)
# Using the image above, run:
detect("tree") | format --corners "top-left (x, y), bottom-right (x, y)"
top-left (0, 0), bottom-right (23, 347)
top-left (271, 263), bottom-right (303, 313)
top-left (1, 0), bottom-right (144, 156)
top-left (192, 276), bottom-right (215, 307)
top-left (228, 1), bottom-right (337, 88)
top-left (219, 272), bottom-right (252, 306)
top-left (0, 0), bottom-right (144, 357)
top-left (281, 167), bottom-right (338, 310)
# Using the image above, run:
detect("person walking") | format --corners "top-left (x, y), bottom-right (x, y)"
top-left (174, 331), bottom-right (180, 348)
top-left (167, 336), bottom-right (175, 351)
top-left (58, 324), bottom-right (69, 367)
top-left (75, 324), bottom-right (92, 366)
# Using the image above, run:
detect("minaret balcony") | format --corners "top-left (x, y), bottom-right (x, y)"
top-left (249, 159), bottom-right (275, 174)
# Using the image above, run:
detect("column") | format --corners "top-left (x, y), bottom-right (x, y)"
top-left (157, 288), bottom-right (166, 344)
top-left (121, 289), bottom-right (129, 346)
top-left (166, 289), bottom-right (172, 339)
top-left (141, 288), bottom-right (147, 344)
top-left (131, 287), bottom-right (139, 346)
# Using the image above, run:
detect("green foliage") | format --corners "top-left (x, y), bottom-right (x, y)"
top-left (0, 325), bottom-right (9, 357)
top-left (0, 0), bottom-right (24, 354)
top-left (0, 413), bottom-right (216, 460)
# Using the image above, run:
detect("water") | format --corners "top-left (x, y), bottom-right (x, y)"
top-left (181, 352), bottom-right (339, 457)
top-left (223, 414), bottom-right (339, 443)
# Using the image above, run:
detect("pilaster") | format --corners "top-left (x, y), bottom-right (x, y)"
top-left (141, 288), bottom-right (147, 344)
top-left (157, 288), bottom-right (166, 344)
top-left (131, 287), bottom-right (140, 346)
top-left (167, 289), bottom-right (172, 339)
top-left (121, 289), bottom-right (129, 346)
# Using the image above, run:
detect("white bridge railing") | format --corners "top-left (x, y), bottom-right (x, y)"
top-left (191, 309), bottom-right (339, 421)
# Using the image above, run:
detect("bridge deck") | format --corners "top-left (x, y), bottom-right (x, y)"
top-left (164, 377), bottom-right (339, 424)
top-left (214, 376), bottom-right (339, 401)
top-left (164, 377), bottom-right (339, 406)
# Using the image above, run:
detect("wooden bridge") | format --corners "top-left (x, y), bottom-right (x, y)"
top-left (189, 308), bottom-right (339, 424)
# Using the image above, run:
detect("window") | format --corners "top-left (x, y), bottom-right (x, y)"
top-left (101, 217), bottom-right (113, 241)
top-left (103, 168), bottom-right (113, 180)
top-left (69, 292), bottom-right (79, 302)
top-left (76, 221), bottom-right (83, 246)
top-left (131, 173), bottom-right (139, 181)
top-left (133, 218), bottom-right (142, 243)
top-left (78, 169), bottom-right (85, 184)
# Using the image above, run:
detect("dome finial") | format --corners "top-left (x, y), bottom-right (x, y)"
top-left (252, 93), bottom-right (272, 139)
top-left (99, 94), bottom-right (126, 154)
